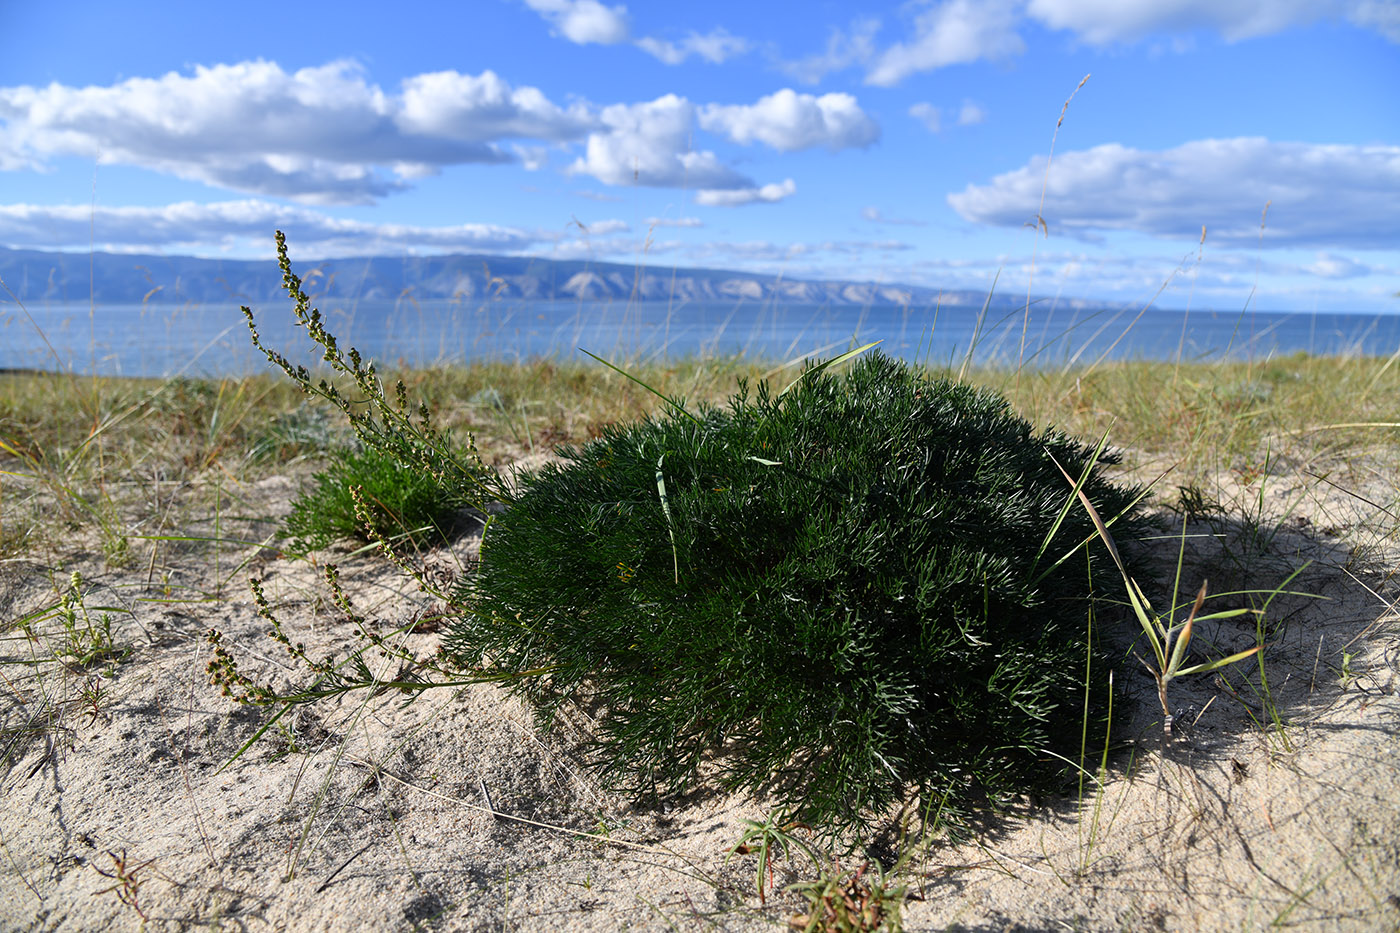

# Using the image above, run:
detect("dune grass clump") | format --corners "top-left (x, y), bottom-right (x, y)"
top-left (448, 352), bottom-right (1143, 833)
top-left (281, 444), bottom-right (468, 552)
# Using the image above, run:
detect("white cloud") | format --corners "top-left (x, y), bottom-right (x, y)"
top-left (774, 18), bottom-right (881, 83)
top-left (866, 0), bottom-right (1025, 86)
top-left (910, 100), bottom-right (984, 132)
top-left (906, 247), bottom-right (1396, 311)
top-left (957, 100), bottom-right (987, 125)
top-left (0, 200), bottom-right (538, 256)
top-left (1305, 251), bottom-right (1372, 278)
top-left (1348, 0), bottom-right (1400, 41)
top-left (397, 69), bottom-right (593, 141)
top-left (645, 216), bottom-right (704, 228)
top-left (699, 90), bottom-right (879, 152)
top-left (512, 145), bottom-right (551, 171)
top-left (539, 236), bottom-right (659, 261)
top-left (909, 102), bottom-right (942, 132)
top-left (856, 0), bottom-right (1398, 88)
top-left (522, 0), bottom-right (630, 44)
top-left (672, 240), bottom-right (917, 292)
top-left (690, 238), bottom-right (912, 263)
top-left (694, 179), bottom-right (797, 207)
top-left (947, 138), bottom-right (1400, 249)
top-left (0, 60), bottom-right (593, 204)
top-left (1024, 0), bottom-right (1399, 44)
top-left (522, 0), bottom-right (757, 64)
top-left (636, 28), bottom-right (751, 64)
top-left (572, 218), bottom-right (630, 235)
top-left (567, 94), bottom-right (752, 189)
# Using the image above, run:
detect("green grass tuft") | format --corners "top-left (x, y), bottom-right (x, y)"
top-left (281, 444), bottom-right (469, 552)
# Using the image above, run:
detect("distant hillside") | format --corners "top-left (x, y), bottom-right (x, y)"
top-left (0, 245), bottom-right (1103, 312)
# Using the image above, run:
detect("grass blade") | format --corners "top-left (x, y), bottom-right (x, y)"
top-left (1175, 645), bottom-right (1263, 678)
top-left (1165, 582), bottom-right (1207, 675)
top-left (656, 452), bottom-right (679, 584)
top-left (580, 348), bottom-right (701, 425)
top-left (777, 340), bottom-right (881, 399)
top-left (1032, 428), bottom-right (1113, 576)
top-left (956, 271), bottom-right (1001, 383)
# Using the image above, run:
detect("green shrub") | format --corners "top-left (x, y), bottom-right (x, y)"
top-left (448, 352), bottom-right (1143, 833)
top-left (248, 234), bottom-right (1144, 835)
top-left (282, 445), bottom-right (467, 552)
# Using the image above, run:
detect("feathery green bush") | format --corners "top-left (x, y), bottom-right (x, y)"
top-left (448, 352), bottom-right (1142, 833)
top-left (247, 234), bottom-right (1143, 834)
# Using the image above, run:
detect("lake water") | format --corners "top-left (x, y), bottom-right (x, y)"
top-left (4, 297), bottom-right (1399, 378)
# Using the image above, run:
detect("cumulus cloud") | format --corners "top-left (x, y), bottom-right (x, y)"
top-left (521, 2), bottom-right (755, 64)
top-left (636, 28), bottom-right (751, 64)
top-left (775, 18), bottom-right (881, 83)
top-left (0, 58), bottom-right (846, 207)
top-left (397, 69), bottom-right (593, 141)
top-left (567, 94), bottom-right (752, 189)
top-left (947, 138), bottom-right (1400, 249)
top-left (1024, 0), bottom-right (1399, 44)
top-left (907, 247), bottom-right (1394, 311)
top-left (0, 200), bottom-right (538, 255)
top-left (854, 0), bottom-right (1397, 87)
top-left (698, 90), bottom-right (879, 152)
top-left (0, 60), bottom-right (593, 204)
top-left (909, 103), bottom-right (942, 132)
top-left (694, 179), bottom-right (798, 207)
top-left (866, 0), bottom-right (1024, 86)
top-left (521, 0), bottom-right (630, 44)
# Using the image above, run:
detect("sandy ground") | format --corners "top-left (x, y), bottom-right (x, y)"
top-left (1, 459), bottom-right (1397, 932)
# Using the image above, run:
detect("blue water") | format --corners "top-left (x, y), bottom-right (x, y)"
top-left (3, 297), bottom-right (1398, 378)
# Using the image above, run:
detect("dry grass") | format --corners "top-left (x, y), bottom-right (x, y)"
top-left (5, 350), bottom-right (1395, 564)
top-left (4, 348), bottom-right (1397, 597)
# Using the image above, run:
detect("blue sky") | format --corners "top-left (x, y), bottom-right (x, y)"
top-left (1, 0), bottom-right (1396, 310)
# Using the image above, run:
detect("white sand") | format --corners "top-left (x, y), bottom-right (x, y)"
top-left (2, 465), bottom-right (1397, 931)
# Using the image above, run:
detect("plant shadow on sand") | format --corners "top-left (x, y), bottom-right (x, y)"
top-left (905, 494), bottom-right (1400, 932)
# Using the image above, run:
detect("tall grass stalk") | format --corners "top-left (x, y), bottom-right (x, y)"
top-left (1018, 73), bottom-right (1089, 392)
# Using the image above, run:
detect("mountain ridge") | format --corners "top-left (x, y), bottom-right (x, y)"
top-left (0, 245), bottom-right (1113, 312)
